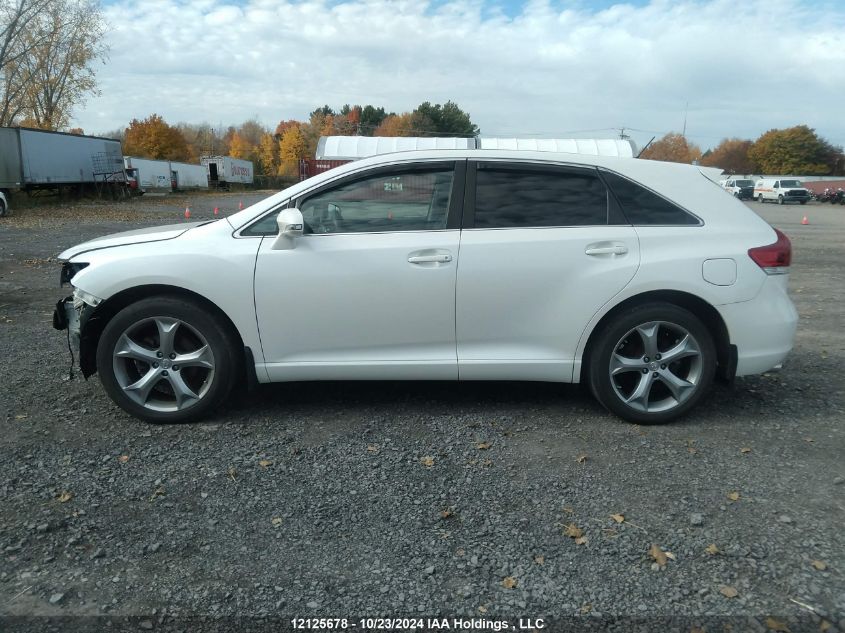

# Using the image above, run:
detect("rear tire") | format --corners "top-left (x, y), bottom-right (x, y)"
top-left (588, 303), bottom-right (716, 424)
top-left (758, 194), bottom-right (765, 203)
top-left (96, 296), bottom-right (240, 423)
top-left (0, 197), bottom-right (6, 217)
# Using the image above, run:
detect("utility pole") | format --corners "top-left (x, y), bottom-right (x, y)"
top-left (682, 101), bottom-right (689, 138)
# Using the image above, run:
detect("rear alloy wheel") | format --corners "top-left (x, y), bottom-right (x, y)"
top-left (97, 296), bottom-right (239, 423)
top-left (588, 303), bottom-right (716, 424)
top-left (0, 198), bottom-right (6, 217)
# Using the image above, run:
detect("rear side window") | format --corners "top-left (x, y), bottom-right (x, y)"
top-left (473, 167), bottom-right (608, 228)
top-left (601, 171), bottom-right (700, 226)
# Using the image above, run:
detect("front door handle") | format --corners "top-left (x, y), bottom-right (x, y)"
top-left (408, 254), bottom-right (452, 264)
top-left (585, 242), bottom-right (628, 256)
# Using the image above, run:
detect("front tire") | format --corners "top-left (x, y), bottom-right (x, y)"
top-left (758, 194), bottom-right (765, 203)
top-left (96, 296), bottom-right (239, 423)
top-left (588, 303), bottom-right (716, 424)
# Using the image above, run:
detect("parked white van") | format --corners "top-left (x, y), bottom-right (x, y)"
top-left (719, 178), bottom-right (756, 200)
top-left (754, 178), bottom-right (810, 205)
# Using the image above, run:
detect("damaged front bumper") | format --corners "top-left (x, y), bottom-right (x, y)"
top-left (53, 290), bottom-right (101, 377)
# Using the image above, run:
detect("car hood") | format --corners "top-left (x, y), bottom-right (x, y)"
top-left (58, 221), bottom-right (208, 260)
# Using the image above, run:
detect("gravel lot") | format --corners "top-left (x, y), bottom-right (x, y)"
top-left (0, 193), bottom-right (843, 632)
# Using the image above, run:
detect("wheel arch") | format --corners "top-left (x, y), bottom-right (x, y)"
top-left (79, 284), bottom-right (248, 381)
top-left (579, 290), bottom-right (734, 384)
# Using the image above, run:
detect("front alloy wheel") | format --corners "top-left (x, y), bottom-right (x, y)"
top-left (112, 317), bottom-right (215, 412)
top-left (589, 303), bottom-right (716, 424)
top-left (97, 296), bottom-right (238, 423)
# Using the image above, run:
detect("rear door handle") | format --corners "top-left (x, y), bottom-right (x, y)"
top-left (408, 254), bottom-right (452, 264)
top-left (585, 243), bottom-right (628, 256)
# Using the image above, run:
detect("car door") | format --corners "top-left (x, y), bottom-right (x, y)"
top-left (455, 161), bottom-right (640, 382)
top-left (253, 161), bottom-right (464, 381)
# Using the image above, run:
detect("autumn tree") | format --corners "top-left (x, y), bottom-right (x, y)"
top-left (747, 125), bottom-right (841, 175)
top-left (123, 114), bottom-right (190, 161)
top-left (278, 125), bottom-right (307, 178)
top-left (14, 0), bottom-right (106, 130)
top-left (258, 132), bottom-right (278, 175)
top-left (640, 132), bottom-right (702, 164)
top-left (374, 112), bottom-right (415, 137)
top-left (274, 119), bottom-right (300, 138)
top-left (175, 122), bottom-right (218, 161)
top-left (700, 138), bottom-right (754, 173)
top-left (0, 0), bottom-right (52, 125)
top-left (228, 131), bottom-right (253, 160)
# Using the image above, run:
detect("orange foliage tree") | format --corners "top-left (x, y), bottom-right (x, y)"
top-left (123, 114), bottom-right (189, 161)
top-left (640, 132), bottom-right (702, 164)
top-left (700, 138), bottom-right (754, 173)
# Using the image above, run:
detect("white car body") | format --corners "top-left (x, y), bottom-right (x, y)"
top-left (56, 149), bottom-right (798, 423)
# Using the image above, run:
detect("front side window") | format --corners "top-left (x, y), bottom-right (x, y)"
top-left (299, 168), bottom-right (454, 234)
top-left (472, 166), bottom-right (608, 228)
top-left (601, 170), bottom-right (700, 226)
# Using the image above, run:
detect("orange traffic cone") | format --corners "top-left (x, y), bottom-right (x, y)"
top-left (238, 201), bottom-right (244, 210)
top-left (801, 215), bottom-right (809, 225)
top-left (184, 206), bottom-right (191, 219)
top-left (213, 207), bottom-right (219, 217)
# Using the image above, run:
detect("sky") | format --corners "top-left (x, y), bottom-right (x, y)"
top-left (77, 0), bottom-right (845, 151)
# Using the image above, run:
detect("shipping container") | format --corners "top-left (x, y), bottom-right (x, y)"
top-left (0, 127), bottom-right (124, 190)
top-left (170, 161), bottom-right (208, 190)
top-left (124, 157), bottom-right (173, 191)
top-left (200, 156), bottom-right (254, 188)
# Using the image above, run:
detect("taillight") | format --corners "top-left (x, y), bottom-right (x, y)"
top-left (748, 228), bottom-right (791, 274)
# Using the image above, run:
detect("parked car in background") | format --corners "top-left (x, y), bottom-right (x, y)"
top-left (53, 150), bottom-right (798, 425)
top-left (754, 178), bottom-right (810, 204)
top-left (720, 178), bottom-right (756, 199)
top-left (0, 190), bottom-right (7, 217)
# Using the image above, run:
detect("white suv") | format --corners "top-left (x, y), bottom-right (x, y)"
top-left (53, 150), bottom-right (798, 425)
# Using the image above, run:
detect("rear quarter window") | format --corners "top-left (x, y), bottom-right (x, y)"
top-left (601, 170), bottom-right (700, 226)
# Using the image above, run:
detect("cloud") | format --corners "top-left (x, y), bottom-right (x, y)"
top-left (78, 0), bottom-right (845, 149)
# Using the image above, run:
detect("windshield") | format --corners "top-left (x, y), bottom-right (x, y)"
top-left (780, 180), bottom-right (802, 187)
top-left (736, 180), bottom-right (754, 187)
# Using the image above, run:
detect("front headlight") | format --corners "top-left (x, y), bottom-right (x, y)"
top-left (60, 262), bottom-right (89, 287)
top-left (72, 287), bottom-right (103, 309)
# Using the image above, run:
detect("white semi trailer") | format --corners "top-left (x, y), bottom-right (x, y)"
top-left (201, 156), bottom-right (254, 190)
top-left (0, 127), bottom-right (125, 213)
top-left (123, 157), bottom-right (173, 192)
top-left (123, 158), bottom-right (209, 193)
top-left (170, 161), bottom-right (208, 190)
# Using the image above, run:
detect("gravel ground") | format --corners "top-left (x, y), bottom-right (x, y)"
top-left (0, 194), bottom-right (843, 632)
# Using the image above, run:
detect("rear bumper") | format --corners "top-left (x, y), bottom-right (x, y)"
top-left (716, 275), bottom-right (798, 376)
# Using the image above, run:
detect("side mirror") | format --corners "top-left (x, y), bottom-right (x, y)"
top-left (272, 208), bottom-right (304, 250)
